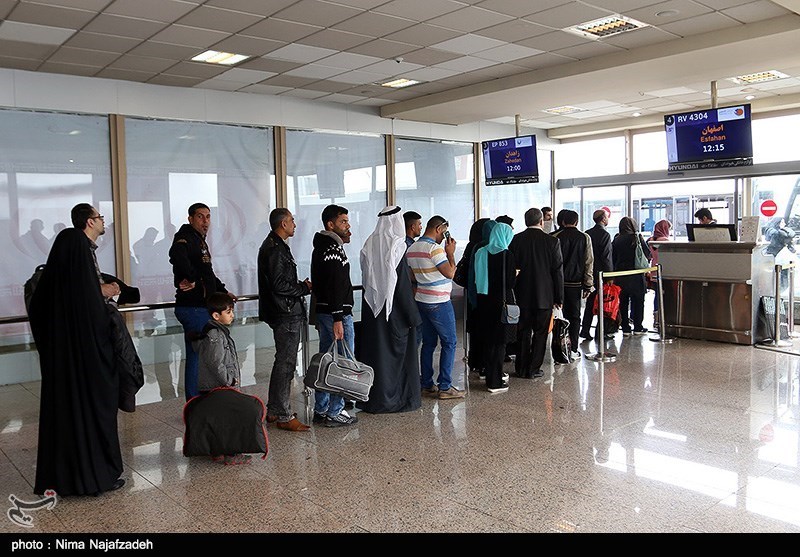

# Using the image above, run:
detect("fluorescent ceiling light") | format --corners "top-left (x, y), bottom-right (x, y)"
top-left (566, 15), bottom-right (648, 39)
top-left (380, 78), bottom-right (421, 89)
top-left (729, 70), bottom-right (789, 84)
top-left (191, 50), bottom-right (250, 66)
top-left (745, 95), bottom-right (755, 100)
top-left (543, 105), bottom-right (585, 115)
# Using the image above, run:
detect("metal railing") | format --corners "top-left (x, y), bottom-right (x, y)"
top-left (764, 262), bottom-right (797, 348)
top-left (588, 263), bottom-right (673, 363)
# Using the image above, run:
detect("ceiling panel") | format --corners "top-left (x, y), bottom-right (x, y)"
top-left (236, 56), bottom-right (301, 73)
top-left (524, 2), bottom-right (613, 28)
top-left (63, 31), bottom-right (140, 53)
top-left (473, 18), bottom-right (552, 42)
top-left (346, 38), bottom-right (417, 59)
top-left (175, 6), bottom-right (263, 33)
top-left (625, 0), bottom-right (715, 26)
top-left (47, 45), bottom-right (120, 65)
top-left (0, 55), bottom-right (42, 70)
top-left (107, 54), bottom-right (175, 72)
top-left (7, 2), bottom-right (96, 29)
top-left (515, 30), bottom-right (589, 51)
top-left (426, 6), bottom-right (513, 32)
top-left (150, 25), bottom-right (231, 48)
top-left (210, 34), bottom-right (285, 57)
top-left (238, 17), bottom-right (321, 42)
top-left (126, 41), bottom-right (200, 60)
top-left (399, 47), bottom-right (460, 66)
top-left (273, 0), bottom-right (364, 27)
top-left (161, 60), bottom-right (229, 78)
top-left (0, 20), bottom-right (75, 44)
top-left (296, 29), bottom-right (373, 51)
top-left (475, 0), bottom-right (569, 18)
top-left (384, 23), bottom-right (461, 47)
top-left (722, 0), bottom-right (791, 23)
top-left (659, 11), bottom-right (741, 36)
top-left (304, 79), bottom-right (355, 93)
top-left (204, 0), bottom-right (296, 17)
top-left (103, 0), bottom-right (198, 23)
top-left (83, 14), bottom-right (167, 39)
top-left (332, 11), bottom-right (416, 36)
top-left (147, 74), bottom-right (206, 87)
top-left (600, 26), bottom-right (678, 49)
top-left (95, 67), bottom-right (154, 81)
top-left (374, 0), bottom-right (465, 21)
top-left (38, 60), bottom-right (100, 75)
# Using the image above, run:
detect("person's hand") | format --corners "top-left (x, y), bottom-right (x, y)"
top-left (101, 282), bottom-right (121, 298)
top-left (582, 289), bottom-right (591, 299)
top-left (304, 278), bottom-right (312, 292)
top-left (178, 279), bottom-right (195, 292)
top-left (444, 236), bottom-right (456, 257)
top-left (333, 320), bottom-right (344, 340)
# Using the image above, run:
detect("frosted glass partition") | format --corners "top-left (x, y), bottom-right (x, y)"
top-left (286, 129), bottom-right (387, 285)
top-left (125, 118), bottom-right (276, 336)
top-left (556, 136), bottom-right (626, 179)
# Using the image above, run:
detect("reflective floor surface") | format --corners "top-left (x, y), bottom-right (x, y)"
top-left (3, 329), bottom-right (800, 533)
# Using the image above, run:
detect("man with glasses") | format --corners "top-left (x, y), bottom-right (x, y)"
top-left (169, 203), bottom-right (235, 400)
top-left (407, 216), bottom-right (463, 399)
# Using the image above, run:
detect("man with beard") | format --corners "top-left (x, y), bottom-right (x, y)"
top-left (310, 204), bottom-right (358, 427)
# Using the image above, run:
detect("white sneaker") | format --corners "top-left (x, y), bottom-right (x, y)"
top-left (571, 350), bottom-right (581, 360)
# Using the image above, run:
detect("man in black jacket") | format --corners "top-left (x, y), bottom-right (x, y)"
top-left (509, 207), bottom-right (563, 379)
top-left (169, 203), bottom-right (234, 400)
top-left (310, 204), bottom-right (358, 427)
top-left (258, 208), bottom-right (312, 431)
top-left (581, 209), bottom-right (613, 339)
top-left (552, 210), bottom-right (593, 356)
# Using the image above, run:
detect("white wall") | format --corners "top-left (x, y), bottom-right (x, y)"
top-left (0, 68), bottom-right (556, 148)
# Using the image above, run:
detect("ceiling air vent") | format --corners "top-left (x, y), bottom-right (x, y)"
top-left (542, 106), bottom-right (585, 116)
top-left (729, 70), bottom-right (789, 84)
top-left (566, 15), bottom-right (648, 39)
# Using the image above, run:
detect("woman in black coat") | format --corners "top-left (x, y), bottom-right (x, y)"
top-left (611, 216), bottom-right (652, 335)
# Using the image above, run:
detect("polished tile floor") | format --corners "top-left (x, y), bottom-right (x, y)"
top-left (3, 327), bottom-right (800, 534)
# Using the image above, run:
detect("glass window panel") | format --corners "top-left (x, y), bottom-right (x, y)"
top-left (286, 130), bottom-right (386, 285)
top-left (752, 114), bottom-right (800, 164)
top-left (0, 110), bottom-right (112, 347)
top-left (556, 136), bottom-right (626, 179)
top-left (125, 118), bottom-right (276, 332)
top-left (394, 138), bottom-right (474, 250)
top-left (582, 186), bottom-right (627, 238)
top-left (480, 149), bottom-right (552, 229)
top-left (633, 131), bottom-right (668, 172)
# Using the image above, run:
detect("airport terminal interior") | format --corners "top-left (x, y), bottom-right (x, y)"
top-left (3, 0), bottom-right (800, 534)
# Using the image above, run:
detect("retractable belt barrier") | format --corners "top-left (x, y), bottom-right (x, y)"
top-left (588, 264), bottom-right (673, 363)
top-left (764, 263), bottom-right (798, 348)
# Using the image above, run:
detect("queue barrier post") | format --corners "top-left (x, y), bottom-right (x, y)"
top-left (588, 270), bottom-right (617, 363)
top-left (649, 263), bottom-right (674, 344)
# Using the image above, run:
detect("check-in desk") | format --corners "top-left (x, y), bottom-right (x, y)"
top-left (653, 241), bottom-right (774, 345)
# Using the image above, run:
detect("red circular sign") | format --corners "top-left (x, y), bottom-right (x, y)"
top-left (760, 200), bottom-right (778, 217)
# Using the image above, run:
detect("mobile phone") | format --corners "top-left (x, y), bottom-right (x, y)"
top-left (444, 231), bottom-right (451, 241)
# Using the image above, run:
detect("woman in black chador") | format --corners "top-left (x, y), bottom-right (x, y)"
top-left (357, 206), bottom-right (422, 414)
top-left (29, 228), bottom-right (124, 496)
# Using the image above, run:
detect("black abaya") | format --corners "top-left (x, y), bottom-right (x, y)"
top-left (356, 258), bottom-right (422, 413)
top-left (29, 228), bottom-right (123, 496)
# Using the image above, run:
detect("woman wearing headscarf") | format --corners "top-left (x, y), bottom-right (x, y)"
top-left (612, 216), bottom-right (652, 336)
top-left (29, 227), bottom-right (124, 496)
top-left (454, 218), bottom-right (490, 375)
top-left (472, 222), bottom-right (516, 392)
top-left (647, 219), bottom-right (671, 328)
top-left (357, 206), bottom-right (422, 413)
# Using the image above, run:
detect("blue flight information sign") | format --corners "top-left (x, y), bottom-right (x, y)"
top-left (482, 135), bottom-right (539, 186)
top-left (665, 104), bottom-right (753, 171)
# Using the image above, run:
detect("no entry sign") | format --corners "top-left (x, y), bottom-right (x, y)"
top-left (760, 199), bottom-right (778, 217)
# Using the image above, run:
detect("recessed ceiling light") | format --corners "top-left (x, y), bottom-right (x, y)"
top-left (565, 14), bottom-right (648, 39)
top-left (632, 112), bottom-right (642, 117)
top-left (543, 105), bottom-right (585, 115)
top-left (655, 9), bottom-right (679, 17)
top-left (380, 78), bottom-right (420, 89)
top-left (745, 95), bottom-right (755, 100)
top-left (729, 70), bottom-right (789, 84)
top-left (191, 50), bottom-right (250, 66)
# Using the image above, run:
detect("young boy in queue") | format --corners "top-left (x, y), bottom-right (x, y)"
top-left (192, 292), bottom-right (250, 465)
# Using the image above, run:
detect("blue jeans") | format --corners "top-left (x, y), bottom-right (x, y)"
top-left (315, 314), bottom-right (354, 418)
top-left (174, 306), bottom-right (211, 400)
top-left (417, 301), bottom-right (457, 391)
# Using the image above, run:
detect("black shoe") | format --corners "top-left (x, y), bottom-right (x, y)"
top-left (312, 412), bottom-right (327, 424)
top-left (109, 478), bottom-right (125, 491)
top-left (579, 332), bottom-right (592, 340)
top-left (503, 355), bottom-right (512, 362)
top-left (532, 370), bottom-right (544, 378)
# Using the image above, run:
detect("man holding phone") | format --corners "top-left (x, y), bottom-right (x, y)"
top-left (407, 216), bottom-right (463, 399)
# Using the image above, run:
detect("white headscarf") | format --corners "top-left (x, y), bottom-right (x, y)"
top-left (361, 206), bottom-right (407, 320)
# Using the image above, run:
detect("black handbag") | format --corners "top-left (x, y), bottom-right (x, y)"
top-left (551, 308), bottom-right (573, 364)
top-left (304, 339), bottom-right (374, 402)
top-left (501, 251), bottom-right (520, 325)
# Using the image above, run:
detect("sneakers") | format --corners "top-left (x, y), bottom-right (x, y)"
top-left (502, 372), bottom-right (510, 383)
top-left (421, 386), bottom-right (439, 397)
top-left (438, 387), bottom-right (465, 400)
top-left (622, 331), bottom-right (632, 337)
top-left (312, 412), bottom-right (327, 424)
top-left (633, 329), bottom-right (648, 335)
top-left (325, 410), bottom-right (359, 428)
top-left (223, 454), bottom-right (252, 466)
top-left (570, 350), bottom-right (581, 360)
top-left (487, 382), bottom-right (509, 393)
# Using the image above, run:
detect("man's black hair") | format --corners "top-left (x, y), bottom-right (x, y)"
top-left (188, 203), bottom-right (210, 217)
top-left (269, 208), bottom-right (291, 231)
top-left (71, 203), bottom-right (95, 230)
top-left (562, 210), bottom-right (579, 226)
top-left (403, 211), bottom-right (422, 227)
top-left (425, 215), bottom-right (447, 231)
top-left (207, 292), bottom-right (234, 317)
top-left (321, 204), bottom-right (348, 228)
top-left (694, 207), bottom-right (713, 221)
